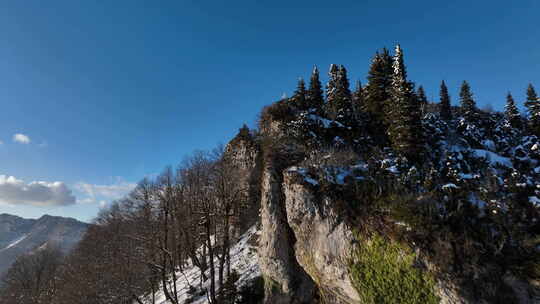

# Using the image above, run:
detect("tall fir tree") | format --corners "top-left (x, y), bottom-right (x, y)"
top-left (325, 64), bottom-right (353, 124)
top-left (352, 80), bottom-right (364, 121)
top-left (387, 44), bottom-right (424, 159)
top-left (338, 65), bottom-right (351, 96)
top-left (417, 85), bottom-right (428, 114)
top-left (326, 63), bottom-right (339, 98)
top-left (459, 81), bottom-right (477, 121)
top-left (325, 64), bottom-right (339, 119)
top-left (364, 48), bottom-right (393, 141)
top-left (505, 92), bottom-right (522, 129)
top-left (293, 78), bottom-right (307, 110)
top-left (439, 80), bottom-right (452, 121)
top-left (338, 65), bottom-right (354, 124)
top-left (525, 84), bottom-right (540, 135)
top-left (307, 66), bottom-right (324, 114)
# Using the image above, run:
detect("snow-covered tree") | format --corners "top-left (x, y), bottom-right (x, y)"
top-left (504, 92), bottom-right (521, 129)
top-left (326, 63), bottom-right (339, 101)
top-left (387, 44), bottom-right (424, 158)
top-left (439, 80), bottom-right (452, 121)
top-left (459, 81), bottom-right (477, 121)
top-left (325, 64), bottom-right (353, 124)
top-left (306, 66), bottom-right (324, 113)
top-left (525, 84), bottom-right (540, 135)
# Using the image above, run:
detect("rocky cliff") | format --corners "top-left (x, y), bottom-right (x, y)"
top-left (251, 111), bottom-right (540, 303)
top-left (282, 168), bottom-right (359, 303)
top-left (257, 162), bottom-right (540, 303)
top-left (258, 154), bottom-right (317, 304)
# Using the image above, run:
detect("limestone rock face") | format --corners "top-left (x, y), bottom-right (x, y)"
top-left (282, 170), bottom-right (360, 304)
top-left (224, 132), bottom-right (260, 172)
top-left (258, 163), bottom-right (316, 304)
top-left (259, 166), bottom-right (540, 304)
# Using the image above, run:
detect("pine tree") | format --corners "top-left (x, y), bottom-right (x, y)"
top-left (505, 92), bottom-right (521, 129)
top-left (325, 64), bottom-right (339, 119)
top-left (337, 65), bottom-right (354, 124)
top-left (352, 80), bottom-right (364, 121)
top-left (338, 65), bottom-right (351, 92)
top-left (238, 124), bottom-right (251, 139)
top-left (307, 66), bottom-right (324, 114)
top-left (459, 81), bottom-right (476, 121)
top-left (325, 64), bottom-right (353, 124)
top-left (525, 84), bottom-right (540, 135)
top-left (439, 80), bottom-right (452, 121)
top-left (364, 48), bottom-right (393, 141)
top-left (417, 85), bottom-right (428, 114)
top-left (326, 63), bottom-right (339, 100)
top-left (387, 44), bottom-right (424, 158)
top-left (293, 78), bottom-right (307, 110)
top-left (407, 86), bottom-right (425, 156)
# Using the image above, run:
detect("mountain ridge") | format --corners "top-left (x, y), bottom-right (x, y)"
top-left (0, 213), bottom-right (89, 278)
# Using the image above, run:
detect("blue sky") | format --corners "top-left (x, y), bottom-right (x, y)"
top-left (0, 0), bottom-right (538, 222)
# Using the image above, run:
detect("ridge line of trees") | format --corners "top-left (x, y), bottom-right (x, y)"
top-left (279, 44), bottom-right (540, 161)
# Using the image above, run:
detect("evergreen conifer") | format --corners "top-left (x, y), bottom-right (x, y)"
top-left (459, 81), bottom-right (477, 121)
top-left (417, 85), bottom-right (428, 114)
top-left (293, 78), bottom-right (307, 110)
top-left (307, 66), bottom-right (324, 113)
top-left (387, 44), bottom-right (424, 158)
top-left (505, 92), bottom-right (521, 129)
top-left (364, 49), bottom-right (393, 142)
top-left (326, 64), bottom-right (353, 124)
top-left (525, 84), bottom-right (540, 135)
top-left (352, 80), bottom-right (364, 121)
top-left (439, 80), bottom-right (452, 121)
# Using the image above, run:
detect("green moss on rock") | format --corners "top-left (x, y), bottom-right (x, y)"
top-left (263, 275), bottom-right (282, 294)
top-left (350, 233), bottom-right (439, 304)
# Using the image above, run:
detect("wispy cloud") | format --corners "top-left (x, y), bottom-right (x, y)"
top-left (75, 179), bottom-right (136, 205)
top-left (13, 133), bottom-right (31, 144)
top-left (0, 175), bottom-right (76, 207)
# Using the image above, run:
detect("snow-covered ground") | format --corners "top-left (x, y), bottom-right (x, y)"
top-left (141, 225), bottom-right (261, 304)
top-left (471, 149), bottom-right (512, 167)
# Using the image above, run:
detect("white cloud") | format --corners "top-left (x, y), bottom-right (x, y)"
top-left (13, 134), bottom-right (31, 144)
top-left (75, 180), bottom-right (136, 204)
top-left (0, 175), bottom-right (76, 207)
top-left (77, 197), bottom-right (95, 204)
top-left (0, 140), bottom-right (3, 145)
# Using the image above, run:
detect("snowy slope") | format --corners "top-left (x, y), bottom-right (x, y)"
top-left (141, 225), bottom-right (261, 304)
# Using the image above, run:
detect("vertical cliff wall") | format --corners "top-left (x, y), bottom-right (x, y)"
top-left (258, 156), bottom-right (317, 304)
top-left (282, 169), bottom-right (360, 304)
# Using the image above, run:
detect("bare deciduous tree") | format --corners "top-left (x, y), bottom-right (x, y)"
top-left (1, 245), bottom-right (63, 304)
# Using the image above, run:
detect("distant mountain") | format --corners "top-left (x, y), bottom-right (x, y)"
top-left (0, 213), bottom-right (88, 277)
